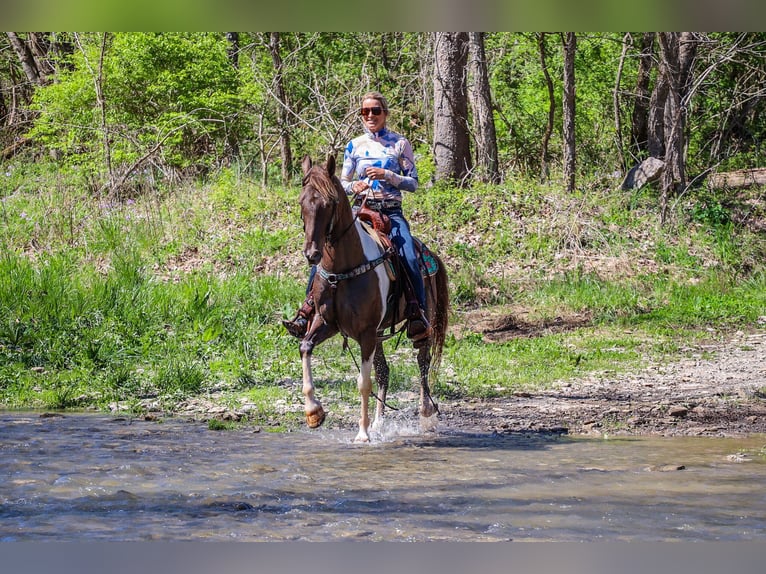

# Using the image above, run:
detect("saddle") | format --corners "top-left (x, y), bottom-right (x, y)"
top-left (357, 207), bottom-right (439, 339)
top-left (357, 203), bottom-right (439, 280)
top-left (357, 202), bottom-right (391, 236)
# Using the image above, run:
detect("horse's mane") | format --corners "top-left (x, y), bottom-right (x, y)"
top-left (304, 166), bottom-right (342, 204)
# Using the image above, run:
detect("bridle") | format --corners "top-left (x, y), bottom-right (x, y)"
top-left (301, 171), bottom-right (390, 288)
top-left (301, 171), bottom-right (358, 251)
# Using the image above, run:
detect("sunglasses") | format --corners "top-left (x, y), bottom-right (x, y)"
top-left (360, 106), bottom-right (383, 117)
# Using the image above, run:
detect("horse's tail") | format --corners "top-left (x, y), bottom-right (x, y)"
top-left (428, 253), bottom-right (450, 384)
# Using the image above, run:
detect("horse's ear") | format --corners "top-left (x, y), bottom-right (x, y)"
top-left (326, 154), bottom-right (336, 176)
top-left (301, 155), bottom-right (313, 176)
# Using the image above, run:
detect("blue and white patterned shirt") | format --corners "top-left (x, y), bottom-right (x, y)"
top-left (340, 127), bottom-right (418, 203)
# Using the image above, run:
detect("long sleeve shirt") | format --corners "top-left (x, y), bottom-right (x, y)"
top-left (340, 127), bottom-right (418, 203)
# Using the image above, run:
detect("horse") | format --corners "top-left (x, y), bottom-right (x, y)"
top-left (295, 154), bottom-right (449, 442)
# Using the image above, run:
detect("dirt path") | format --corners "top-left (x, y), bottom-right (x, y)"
top-left (438, 330), bottom-right (766, 437)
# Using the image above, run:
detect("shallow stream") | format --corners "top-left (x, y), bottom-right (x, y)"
top-left (2, 411), bottom-right (765, 541)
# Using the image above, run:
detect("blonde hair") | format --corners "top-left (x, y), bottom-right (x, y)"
top-left (361, 91), bottom-right (389, 113)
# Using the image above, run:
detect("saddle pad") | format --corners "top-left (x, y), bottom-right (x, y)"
top-left (417, 242), bottom-right (439, 277)
top-left (361, 221), bottom-right (438, 279)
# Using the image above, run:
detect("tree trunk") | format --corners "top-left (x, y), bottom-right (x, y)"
top-left (631, 33), bottom-right (655, 159)
top-left (433, 32), bottom-right (472, 185)
top-left (467, 32), bottom-right (499, 184)
top-left (97, 33), bottom-right (112, 188)
top-left (28, 32), bottom-right (55, 77)
top-left (561, 32), bottom-right (576, 192)
top-left (6, 32), bottom-right (45, 86)
top-left (538, 33), bottom-right (555, 183)
top-left (648, 36), bottom-right (669, 159)
top-left (657, 32), bottom-right (698, 223)
top-left (268, 32), bottom-right (293, 185)
top-left (0, 85), bottom-right (7, 127)
top-left (708, 167), bottom-right (766, 190)
top-left (226, 32), bottom-right (240, 69)
top-left (614, 33), bottom-right (630, 171)
top-left (73, 32), bottom-right (113, 191)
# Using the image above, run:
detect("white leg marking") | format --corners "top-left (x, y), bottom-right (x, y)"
top-left (354, 355), bottom-right (374, 443)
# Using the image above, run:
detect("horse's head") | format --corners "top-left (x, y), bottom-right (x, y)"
top-left (299, 155), bottom-right (343, 265)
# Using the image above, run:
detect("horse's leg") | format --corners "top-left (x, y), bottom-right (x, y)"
top-left (371, 341), bottom-right (389, 431)
top-left (417, 345), bottom-right (439, 421)
top-left (354, 334), bottom-right (378, 443)
top-left (300, 339), bottom-right (325, 428)
top-left (299, 320), bottom-right (337, 429)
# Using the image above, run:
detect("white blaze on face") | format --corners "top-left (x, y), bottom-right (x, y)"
top-left (356, 221), bottom-right (390, 327)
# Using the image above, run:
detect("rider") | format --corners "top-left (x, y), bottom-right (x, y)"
top-left (282, 91), bottom-right (431, 343)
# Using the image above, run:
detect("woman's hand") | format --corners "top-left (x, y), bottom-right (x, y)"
top-left (364, 167), bottom-right (387, 181)
top-left (351, 180), bottom-right (369, 194)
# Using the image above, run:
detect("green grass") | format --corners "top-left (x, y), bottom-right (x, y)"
top-left (1, 161), bottom-right (765, 422)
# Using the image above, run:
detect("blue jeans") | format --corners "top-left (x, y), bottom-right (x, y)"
top-left (385, 209), bottom-right (426, 311)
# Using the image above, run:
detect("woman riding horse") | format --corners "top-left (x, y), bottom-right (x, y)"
top-left (290, 154), bottom-right (449, 441)
top-left (283, 91), bottom-right (431, 344)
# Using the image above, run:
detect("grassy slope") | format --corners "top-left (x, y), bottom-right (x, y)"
top-left (1, 162), bottom-right (765, 424)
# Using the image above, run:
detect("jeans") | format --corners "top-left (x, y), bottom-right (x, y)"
top-left (385, 209), bottom-right (426, 311)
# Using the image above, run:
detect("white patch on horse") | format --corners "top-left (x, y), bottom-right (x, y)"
top-left (356, 221), bottom-right (390, 327)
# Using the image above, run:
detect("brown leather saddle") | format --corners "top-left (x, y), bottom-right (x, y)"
top-left (356, 202), bottom-right (439, 280)
top-left (357, 203), bottom-right (440, 337)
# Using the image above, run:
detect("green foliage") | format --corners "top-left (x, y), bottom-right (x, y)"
top-left (11, 32), bottom-right (765, 190)
top-left (441, 327), bottom-right (644, 398)
top-left (28, 32), bottom-right (240, 181)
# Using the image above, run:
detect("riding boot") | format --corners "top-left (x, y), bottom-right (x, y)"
top-left (406, 301), bottom-right (431, 347)
top-left (282, 297), bottom-right (315, 339)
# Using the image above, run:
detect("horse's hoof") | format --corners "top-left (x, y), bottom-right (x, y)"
top-left (419, 414), bottom-right (438, 432)
top-left (419, 402), bottom-right (439, 419)
top-left (305, 408), bottom-right (326, 428)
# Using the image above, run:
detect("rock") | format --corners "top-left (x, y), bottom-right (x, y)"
top-left (645, 464), bottom-right (686, 472)
top-left (726, 453), bottom-right (751, 463)
top-left (668, 405), bottom-right (688, 418)
top-left (621, 157), bottom-right (665, 190)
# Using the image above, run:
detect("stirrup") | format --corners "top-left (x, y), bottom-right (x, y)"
top-left (282, 298), bottom-right (314, 339)
top-left (407, 312), bottom-right (431, 347)
top-left (282, 316), bottom-right (308, 339)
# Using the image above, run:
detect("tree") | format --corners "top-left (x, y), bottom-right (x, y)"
top-left (538, 32), bottom-right (555, 182)
top-left (561, 32), bottom-right (576, 192)
top-left (467, 32), bottom-right (499, 184)
top-left (225, 33), bottom-right (240, 69)
top-left (27, 32), bottom-right (241, 188)
top-left (6, 32), bottom-right (46, 87)
top-left (656, 32), bottom-right (698, 223)
top-left (266, 32), bottom-right (293, 185)
top-left (630, 32), bottom-right (655, 160)
top-left (432, 32), bottom-right (471, 185)
top-left (690, 33), bottom-right (766, 173)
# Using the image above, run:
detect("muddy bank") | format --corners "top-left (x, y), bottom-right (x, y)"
top-left (438, 330), bottom-right (766, 437)
top-left (159, 330), bottom-right (766, 439)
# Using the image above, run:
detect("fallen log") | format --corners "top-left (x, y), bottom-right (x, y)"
top-left (1, 137), bottom-right (31, 160)
top-left (707, 167), bottom-right (766, 190)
